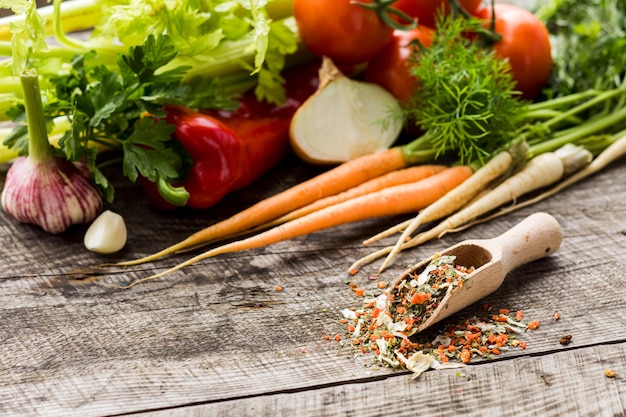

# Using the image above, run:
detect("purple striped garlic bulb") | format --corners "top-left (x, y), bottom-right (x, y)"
top-left (0, 70), bottom-right (103, 234)
top-left (2, 157), bottom-right (103, 234)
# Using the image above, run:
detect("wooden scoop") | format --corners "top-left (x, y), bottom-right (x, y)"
top-left (390, 212), bottom-right (563, 333)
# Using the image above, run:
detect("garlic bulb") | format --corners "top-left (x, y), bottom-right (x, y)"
top-left (0, 69), bottom-right (103, 234)
top-left (84, 210), bottom-right (127, 254)
top-left (1, 157), bottom-right (103, 234)
top-left (290, 57), bottom-right (403, 164)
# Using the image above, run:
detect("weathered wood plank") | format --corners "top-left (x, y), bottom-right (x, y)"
top-left (132, 342), bottom-right (626, 417)
top-left (0, 157), bottom-right (624, 416)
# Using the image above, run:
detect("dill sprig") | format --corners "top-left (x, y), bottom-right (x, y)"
top-left (404, 16), bottom-right (526, 166)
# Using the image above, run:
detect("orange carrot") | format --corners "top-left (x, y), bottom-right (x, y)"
top-left (350, 149), bottom-right (570, 272)
top-left (244, 165), bottom-right (447, 233)
top-left (410, 292), bottom-right (430, 305)
top-left (122, 165), bottom-right (473, 287)
top-left (114, 147), bottom-right (408, 266)
top-left (460, 349), bottom-right (471, 363)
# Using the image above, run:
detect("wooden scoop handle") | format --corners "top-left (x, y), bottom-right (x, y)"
top-left (488, 212), bottom-right (562, 275)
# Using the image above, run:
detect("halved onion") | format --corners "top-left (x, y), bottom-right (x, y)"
top-left (289, 57), bottom-right (403, 165)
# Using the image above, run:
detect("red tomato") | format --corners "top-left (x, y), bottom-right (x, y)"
top-left (293, 0), bottom-right (394, 65)
top-left (481, 3), bottom-right (553, 100)
top-left (364, 27), bottom-right (434, 102)
top-left (392, 0), bottom-right (483, 29)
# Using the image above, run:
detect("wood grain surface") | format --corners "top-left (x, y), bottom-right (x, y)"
top-left (0, 152), bottom-right (625, 417)
top-left (1, 1), bottom-right (624, 415)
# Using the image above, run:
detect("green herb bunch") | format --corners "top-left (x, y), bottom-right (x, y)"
top-left (405, 16), bottom-right (526, 166)
top-left (4, 34), bottom-right (228, 202)
top-left (536, 0), bottom-right (626, 97)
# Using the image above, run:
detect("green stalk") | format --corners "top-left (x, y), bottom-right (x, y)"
top-left (541, 88), bottom-right (625, 130)
top-left (529, 105), bottom-right (626, 156)
top-left (520, 108), bottom-right (583, 125)
top-left (48, 0), bottom-right (125, 62)
top-left (0, 40), bottom-right (13, 56)
top-left (52, 0), bottom-right (92, 51)
top-left (166, 16), bottom-right (302, 82)
top-left (399, 131), bottom-right (440, 165)
top-left (0, 0), bottom-right (102, 41)
top-left (19, 69), bottom-right (51, 163)
top-left (0, 76), bottom-right (23, 94)
top-left (0, 40), bottom-right (88, 61)
top-left (526, 90), bottom-right (600, 112)
top-left (266, 0), bottom-right (297, 19)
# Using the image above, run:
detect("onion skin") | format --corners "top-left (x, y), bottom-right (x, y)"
top-left (1, 156), bottom-right (103, 234)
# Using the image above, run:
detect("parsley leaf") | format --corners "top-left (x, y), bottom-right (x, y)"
top-left (119, 117), bottom-right (180, 183)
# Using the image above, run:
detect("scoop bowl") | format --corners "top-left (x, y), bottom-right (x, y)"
top-left (390, 212), bottom-right (563, 333)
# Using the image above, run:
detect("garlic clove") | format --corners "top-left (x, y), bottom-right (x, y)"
top-left (84, 210), bottom-right (127, 254)
top-left (290, 57), bottom-right (403, 165)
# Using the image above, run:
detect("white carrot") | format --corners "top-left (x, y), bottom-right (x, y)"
top-left (406, 152), bottom-right (567, 243)
top-left (362, 150), bottom-right (516, 246)
top-left (374, 149), bottom-right (515, 272)
top-left (349, 150), bottom-right (569, 272)
top-left (450, 133), bottom-right (626, 227)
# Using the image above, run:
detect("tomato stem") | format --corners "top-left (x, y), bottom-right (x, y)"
top-left (476, 0), bottom-right (502, 44)
top-left (351, 0), bottom-right (417, 31)
top-left (448, 0), bottom-right (502, 44)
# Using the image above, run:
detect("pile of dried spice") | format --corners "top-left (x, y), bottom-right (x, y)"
top-left (338, 254), bottom-right (539, 377)
top-left (388, 254), bottom-right (474, 331)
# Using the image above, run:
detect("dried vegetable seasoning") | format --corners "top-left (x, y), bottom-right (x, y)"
top-left (339, 255), bottom-right (539, 377)
top-left (387, 254), bottom-right (474, 333)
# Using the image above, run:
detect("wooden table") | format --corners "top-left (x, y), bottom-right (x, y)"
top-left (1, 0), bottom-right (624, 414)
top-left (0, 149), bottom-right (624, 416)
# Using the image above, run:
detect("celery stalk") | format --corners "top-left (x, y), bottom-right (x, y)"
top-left (0, 0), bottom-right (305, 123)
top-left (0, 0), bottom-right (103, 41)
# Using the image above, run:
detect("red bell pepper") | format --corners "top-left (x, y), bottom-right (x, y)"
top-left (141, 61), bottom-right (320, 209)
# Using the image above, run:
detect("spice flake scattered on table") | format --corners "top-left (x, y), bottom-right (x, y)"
top-left (337, 254), bottom-right (539, 377)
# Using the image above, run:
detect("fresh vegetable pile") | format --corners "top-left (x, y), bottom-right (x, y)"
top-left (0, 0), bottom-right (624, 383)
top-left (90, 0), bottom-right (625, 288)
top-left (0, 0), bottom-right (311, 231)
top-left (0, 0), bottom-right (625, 288)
